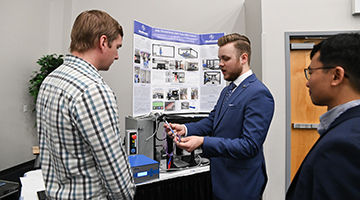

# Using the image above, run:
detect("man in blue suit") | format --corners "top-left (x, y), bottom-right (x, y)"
top-left (165, 33), bottom-right (274, 200)
top-left (286, 33), bottom-right (360, 199)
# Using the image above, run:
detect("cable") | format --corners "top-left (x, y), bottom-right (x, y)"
top-left (144, 111), bottom-right (210, 142)
top-left (145, 119), bottom-right (159, 141)
top-left (144, 112), bottom-right (166, 141)
top-left (158, 154), bottom-right (210, 172)
top-left (162, 128), bottom-right (175, 169)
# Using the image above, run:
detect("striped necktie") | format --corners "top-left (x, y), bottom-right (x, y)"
top-left (221, 82), bottom-right (236, 111)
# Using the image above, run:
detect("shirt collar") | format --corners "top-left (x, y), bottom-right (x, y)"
top-left (65, 54), bottom-right (103, 81)
top-left (232, 70), bottom-right (253, 89)
top-left (318, 99), bottom-right (360, 135)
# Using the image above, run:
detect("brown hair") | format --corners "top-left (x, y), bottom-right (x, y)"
top-left (69, 10), bottom-right (123, 53)
top-left (217, 33), bottom-right (251, 65)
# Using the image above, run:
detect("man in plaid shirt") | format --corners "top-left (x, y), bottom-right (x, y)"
top-left (36, 10), bottom-right (135, 199)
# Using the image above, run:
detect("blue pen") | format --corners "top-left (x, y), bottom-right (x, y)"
top-left (164, 120), bottom-right (181, 142)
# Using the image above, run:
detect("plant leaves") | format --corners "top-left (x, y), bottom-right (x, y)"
top-left (29, 53), bottom-right (64, 105)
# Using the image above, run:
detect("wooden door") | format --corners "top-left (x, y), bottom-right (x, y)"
top-left (290, 39), bottom-right (326, 180)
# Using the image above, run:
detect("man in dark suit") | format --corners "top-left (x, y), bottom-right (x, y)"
top-left (165, 33), bottom-right (274, 200)
top-left (286, 33), bottom-right (360, 199)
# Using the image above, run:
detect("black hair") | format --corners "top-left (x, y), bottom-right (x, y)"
top-left (310, 33), bottom-right (360, 92)
top-left (310, 41), bottom-right (322, 59)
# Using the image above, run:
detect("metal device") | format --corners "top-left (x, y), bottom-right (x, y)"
top-left (0, 180), bottom-right (19, 199)
top-left (125, 116), bottom-right (156, 160)
top-left (128, 154), bottom-right (159, 184)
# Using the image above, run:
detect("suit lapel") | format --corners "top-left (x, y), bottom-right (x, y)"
top-left (214, 74), bottom-right (256, 128)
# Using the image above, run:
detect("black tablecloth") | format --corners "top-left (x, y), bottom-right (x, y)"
top-left (134, 171), bottom-right (212, 200)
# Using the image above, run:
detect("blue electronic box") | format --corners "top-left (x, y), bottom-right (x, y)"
top-left (128, 154), bottom-right (159, 184)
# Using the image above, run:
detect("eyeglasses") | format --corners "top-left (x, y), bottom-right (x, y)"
top-left (304, 66), bottom-right (336, 80)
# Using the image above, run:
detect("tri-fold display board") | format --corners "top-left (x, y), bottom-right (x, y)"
top-left (133, 20), bottom-right (225, 116)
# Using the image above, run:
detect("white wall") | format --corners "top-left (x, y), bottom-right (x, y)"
top-left (245, 0), bottom-right (263, 80)
top-left (0, 0), bottom-right (52, 171)
top-left (261, 0), bottom-right (360, 199)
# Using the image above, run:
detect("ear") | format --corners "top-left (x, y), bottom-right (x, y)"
top-left (99, 35), bottom-right (108, 51)
top-left (331, 66), bottom-right (346, 86)
top-left (239, 53), bottom-right (248, 65)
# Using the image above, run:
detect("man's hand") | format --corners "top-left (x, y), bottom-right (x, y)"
top-left (164, 123), bottom-right (186, 138)
top-left (176, 136), bottom-right (204, 153)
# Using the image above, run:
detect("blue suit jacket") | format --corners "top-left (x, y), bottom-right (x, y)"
top-left (286, 105), bottom-right (360, 200)
top-left (186, 74), bottom-right (274, 200)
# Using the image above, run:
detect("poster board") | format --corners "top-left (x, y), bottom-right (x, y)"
top-left (133, 20), bottom-right (225, 116)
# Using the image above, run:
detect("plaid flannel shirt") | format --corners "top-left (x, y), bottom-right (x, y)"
top-left (36, 55), bottom-right (135, 199)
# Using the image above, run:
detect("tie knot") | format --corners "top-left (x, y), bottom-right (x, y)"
top-left (229, 82), bottom-right (236, 90)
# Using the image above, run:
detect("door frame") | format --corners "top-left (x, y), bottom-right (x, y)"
top-left (284, 31), bottom-right (356, 189)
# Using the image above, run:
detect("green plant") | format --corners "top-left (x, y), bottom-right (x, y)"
top-left (29, 54), bottom-right (64, 110)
